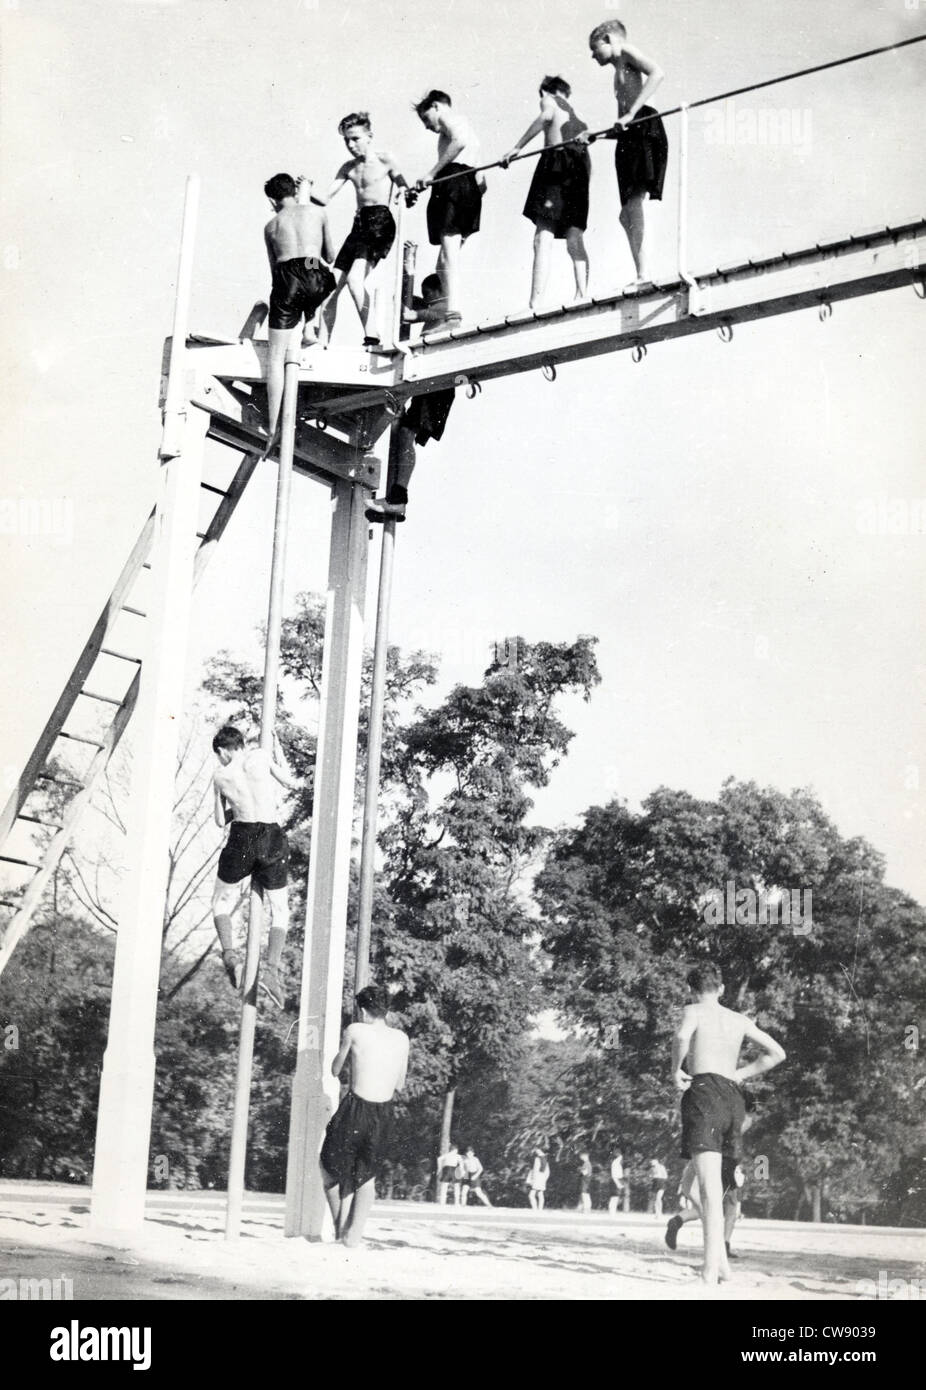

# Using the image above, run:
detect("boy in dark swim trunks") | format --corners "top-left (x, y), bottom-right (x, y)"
top-left (365, 274), bottom-right (456, 524)
top-left (412, 91), bottom-right (484, 324)
top-left (587, 18), bottom-right (667, 290)
top-left (503, 76), bottom-right (591, 308)
top-left (263, 173), bottom-right (336, 441)
top-left (318, 113), bottom-right (410, 348)
top-left (671, 963), bottom-right (785, 1284)
top-left (321, 985), bottom-right (409, 1245)
top-left (211, 724), bottom-right (302, 1009)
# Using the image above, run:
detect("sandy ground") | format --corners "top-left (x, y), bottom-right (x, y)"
top-left (0, 1184), bottom-right (923, 1301)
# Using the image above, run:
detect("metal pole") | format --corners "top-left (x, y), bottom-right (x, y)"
top-left (225, 353), bottom-right (299, 1239)
top-left (161, 175), bottom-right (201, 461)
top-left (677, 103), bottom-right (700, 302)
top-left (355, 242), bottom-right (416, 992)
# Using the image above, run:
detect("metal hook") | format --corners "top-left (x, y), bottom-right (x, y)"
top-left (914, 277), bottom-right (926, 301)
top-left (631, 342), bottom-right (647, 364)
top-left (717, 323), bottom-right (734, 344)
top-left (382, 391), bottom-right (401, 418)
top-left (541, 362), bottom-right (557, 383)
top-left (818, 299), bottom-right (833, 322)
top-left (466, 380), bottom-right (482, 399)
top-left (315, 415), bottom-right (328, 432)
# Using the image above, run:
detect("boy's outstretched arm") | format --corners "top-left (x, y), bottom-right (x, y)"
top-left (380, 150), bottom-right (410, 190)
top-left (423, 112), bottom-right (471, 182)
top-left (735, 1018), bottom-right (786, 1083)
top-left (618, 42), bottom-right (665, 125)
top-left (330, 1024), bottom-right (354, 1079)
top-left (317, 163), bottom-right (352, 206)
top-left (671, 1005), bottom-right (697, 1089)
top-left (502, 113), bottom-right (547, 166)
top-left (321, 211), bottom-right (335, 266)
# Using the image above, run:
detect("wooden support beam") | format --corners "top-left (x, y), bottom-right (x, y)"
top-left (284, 478), bottom-right (369, 1239)
top-left (90, 405), bottom-right (208, 1233)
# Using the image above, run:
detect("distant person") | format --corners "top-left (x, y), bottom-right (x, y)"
top-left (437, 1142), bottom-right (461, 1205)
top-left (211, 725), bottom-right (301, 1008)
top-left (320, 984), bottom-right (409, 1246)
top-left (527, 1148), bottom-right (550, 1211)
top-left (502, 75), bottom-right (590, 308)
top-left (608, 1149), bottom-right (625, 1214)
top-left (460, 1147), bottom-right (492, 1207)
top-left (649, 1158), bottom-right (668, 1218)
top-left (578, 1152), bottom-right (593, 1212)
top-left (671, 962), bottom-right (785, 1284)
top-left (586, 17), bottom-right (667, 289)
top-left (411, 90), bottom-right (484, 324)
top-left (318, 112), bottom-right (409, 347)
top-left (366, 273), bottom-right (456, 524)
top-left (261, 172), bottom-right (335, 444)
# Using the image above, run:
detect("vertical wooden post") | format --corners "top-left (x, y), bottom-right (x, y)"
top-left (90, 410), bottom-right (207, 1231)
top-left (284, 479), bottom-right (369, 1238)
top-left (91, 174), bottom-right (201, 1234)
top-left (225, 355), bottom-right (299, 1239)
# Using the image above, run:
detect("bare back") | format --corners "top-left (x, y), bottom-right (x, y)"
top-left (344, 1020), bottom-right (409, 1102)
top-left (437, 110), bottom-right (479, 165)
top-left (545, 101), bottom-right (588, 148)
top-left (214, 749), bottom-right (282, 823)
top-left (685, 1001), bottom-right (749, 1079)
top-left (265, 202), bottom-right (328, 264)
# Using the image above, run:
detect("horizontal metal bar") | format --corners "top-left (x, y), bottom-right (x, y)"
top-left (16, 814), bottom-right (62, 830)
top-left (58, 732), bottom-right (104, 749)
top-left (100, 647), bottom-right (142, 664)
top-left (35, 774), bottom-right (83, 788)
top-left (0, 856), bottom-right (41, 870)
top-left (121, 604), bottom-right (147, 618)
top-left (79, 690), bottom-right (122, 706)
top-left (199, 482), bottom-right (229, 497)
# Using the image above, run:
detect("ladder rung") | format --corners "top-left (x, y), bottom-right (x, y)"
top-left (142, 562), bottom-right (152, 571)
top-left (200, 483), bottom-right (229, 497)
top-left (16, 814), bottom-right (63, 830)
top-left (121, 604), bottom-right (147, 617)
top-left (0, 900), bottom-right (20, 909)
top-left (80, 690), bottom-right (122, 706)
top-left (0, 855), bottom-right (41, 870)
top-left (195, 531), bottom-right (207, 540)
top-left (58, 731), bottom-right (104, 749)
top-left (100, 647), bottom-right (142, 664)
top-left (36, 774), bottom-right (83, 789)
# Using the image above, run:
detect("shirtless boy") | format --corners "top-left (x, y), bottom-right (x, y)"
top-left (412, 91), bottom-right (484, 324)
top-left (320, 985), bottom-right (410, 1246)
top-left (211, 724), bottom-right (300, 1009)
top-left (503, 76), bottom-right (591, 308)
top-left (436, 1141), bottom-right (462, 1206)
top-left (263, 173), bottom-right (335, 442)
top-left (319, 113), bottom-right (408, 348)
top-left (588, 18), bottom-right (667, 289)
top-left (365, 273), bottom-right (456, 524)
top-left (671, 963), bottom-right (785, 1284)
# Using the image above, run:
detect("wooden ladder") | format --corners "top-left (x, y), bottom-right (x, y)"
top-left (0, 449), bottom-right (261, 977)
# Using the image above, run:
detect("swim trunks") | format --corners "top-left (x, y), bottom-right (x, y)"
top-left (403, 387), bottom-right (455, 446)
top-left (320, 1091), bottom-right (394, 1197)
top-left (680, 1073), bottom-right (746, 1160)
top-left (268, 256), bottom-right (336, 331)
top-left (614, 105), bottom-right (669, 204)
top-left (334, 205), bottom-right (397, 272)
top-left (427, 163), bottom-right (484, 245)
top-left (216, 821), bottom-right (289, 891)
top-left (438, 1165), bottom-right (457, 1183)
top-left (522, 145), bottom-right (591, 237)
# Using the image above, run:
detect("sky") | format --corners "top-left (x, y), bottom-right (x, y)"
top-left (1, 0), bottom-right (924, 902)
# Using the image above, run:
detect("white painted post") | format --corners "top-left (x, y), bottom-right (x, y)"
top-left (284, 479), bottom-right (369, 1238)
top-left (90, 408), bottom-right (207, 1232)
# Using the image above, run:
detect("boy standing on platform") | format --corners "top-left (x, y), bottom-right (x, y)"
top-left (412, 91), bottom-right (485, 325)
top-left (503, 75), bottom-right (591, 308)
top-left (319, 113), bottom-right (409, 348)
top-left (263, 173), bottom-right (336, 441)
top-left (587, 18), bottom-right (667, 289)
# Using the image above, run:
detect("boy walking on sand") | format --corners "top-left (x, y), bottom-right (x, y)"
top-left (587, 17), bottom-right (667, 289)
top-left (262, 173), bottom-right (336, 442)
top-left (211, 724), bottom-right (301, 1009)
top-left (503, 75), bottom-right (591, 308)
top-left (319, 112), bottom-right (409, 348)
top-left (671, 963), bottom-right (785, 1284)
top-left (412, 91), bottom-right (484, 325)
